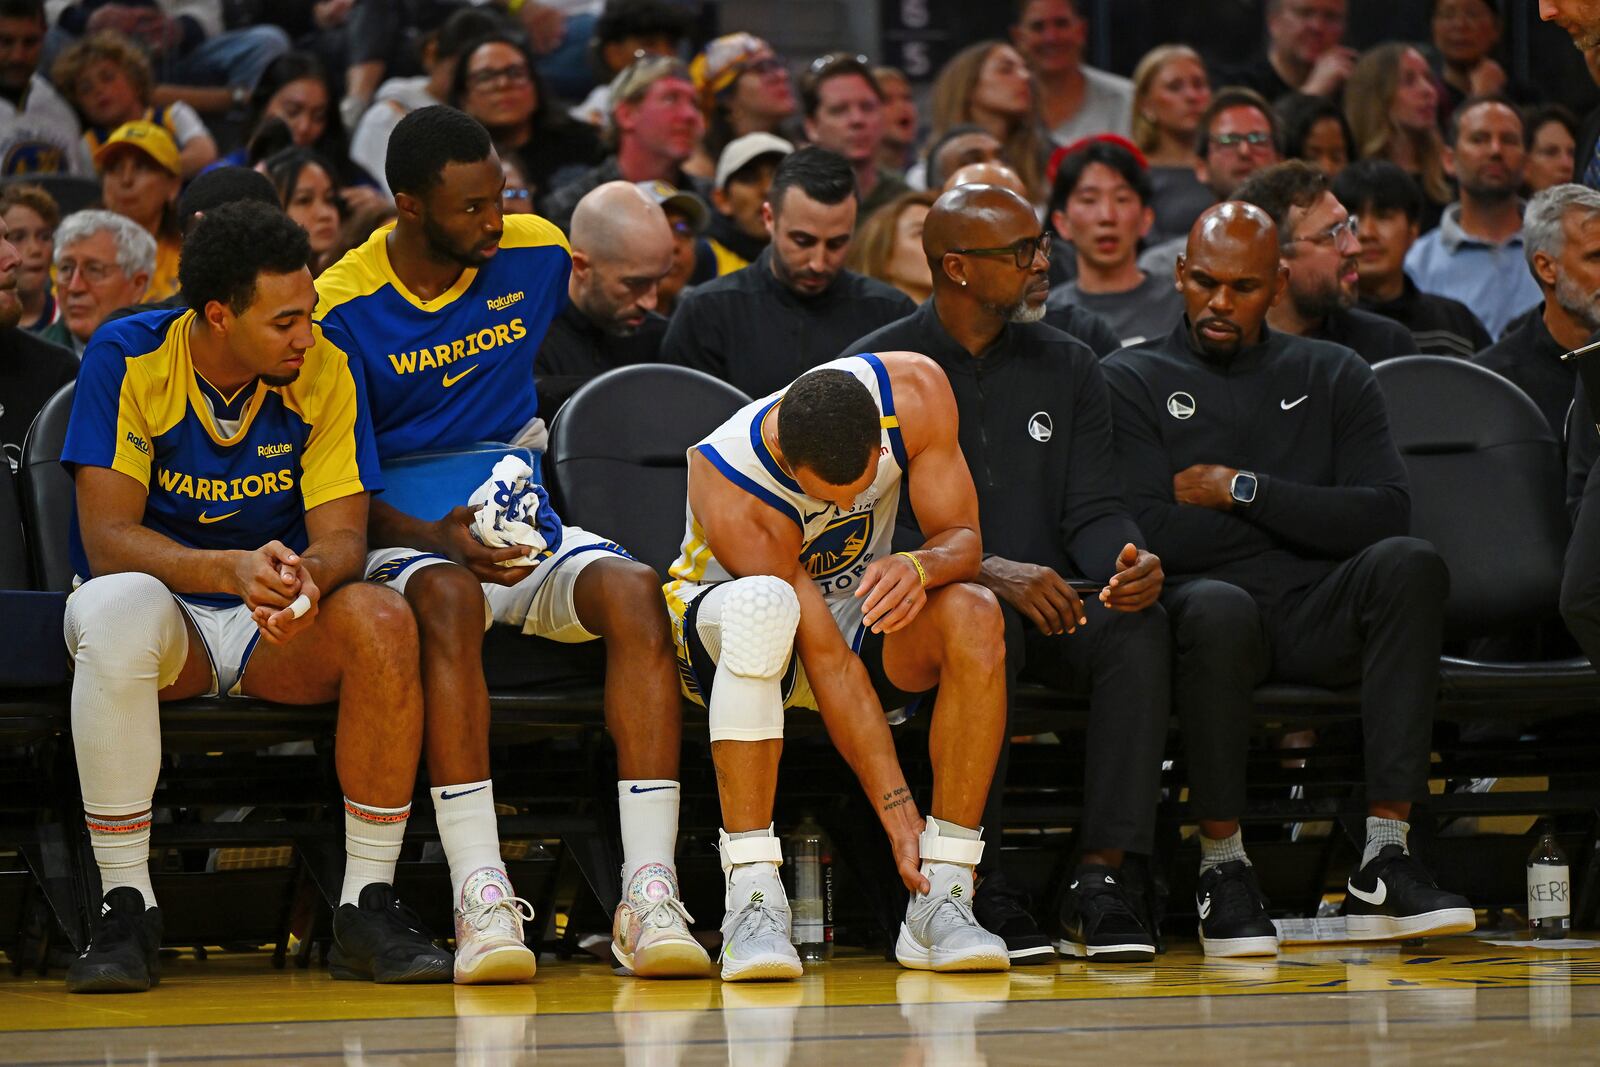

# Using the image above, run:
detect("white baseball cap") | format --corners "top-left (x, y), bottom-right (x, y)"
top-left (714, 132), bottom-right (794, 192)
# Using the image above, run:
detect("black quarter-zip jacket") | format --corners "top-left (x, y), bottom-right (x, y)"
top-left (1102, 319), bottom-right (1411, 611)
top-left (847, 300), bottom-right (1143, 584)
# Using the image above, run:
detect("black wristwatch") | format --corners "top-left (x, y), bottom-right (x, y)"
top-left (1229, 470), bottom-right (1258, 507)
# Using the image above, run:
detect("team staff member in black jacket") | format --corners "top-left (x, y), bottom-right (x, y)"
top-left (661, 147), bottom-right (913, 398)
top-left (850, 184), bottom-right (1170, 964)
top-left (1104, 202), bottom-right (1474, 959)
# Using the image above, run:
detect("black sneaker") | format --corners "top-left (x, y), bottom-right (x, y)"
top-left (1054, 865), bottom-right (1155, 962)
top-left (66, 887), bottom-right (162, 994)
top-left (1342, 845), bottom-right (1476, 941)
top-left (1196, 861), bottom-right (1278, 957)
top-left (974, 871), bottom-right (1055, 964)
top-left (329, 882), bottom-right (454, 983)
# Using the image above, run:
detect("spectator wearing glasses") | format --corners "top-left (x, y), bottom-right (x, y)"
top-left (691, 32), bottom-right (797, 164)
top-left (636, 178), bottom-right (716, 316)
top-left (850, 181), bottom-right (1172, 966)
top-left (1104, 200), bottom-right (1470, 960)
top-left (801, 53), bottom-right (909, 224)
top-left (535, 181), bottom-right (676, 415)
top-left (1221, 0), bottom-right (1355, 105)
top-left (1046, 137), bottom-right (1184, 350)
top-left (1333, 159), bottom-right (1490, 357)
top-left (1475, 183), bottom-right (1600, 443)
top-left (0, 182), bottom-right (61, 333)
top-left (450, 34), bottom-right (604, 213)
top-left (1406, 95), bottom-right (1541, 338)
top-left (1130, 45), bottom-right (1216, 244)
top-left (707, 132), bottom-right (793, 275)
top-left (502, 156), bottom-right (535, 215)
top-left (1344, 43), bottom-right (1450, 232)
top-left (38, 209), bottom-right (154, 356)
top-left (542, 54), bottom-right (709, 233)
top-left (662, 147), bottom-right (914, 398)
top-left (1138, 88), bottom-right (1283, 277)
top-left (1009, 0), bottom-right (1133, 146)
top-left (929, 41), bottom-right (1050, 204)
top-left (1235, 160), bottom-right (1417, 361)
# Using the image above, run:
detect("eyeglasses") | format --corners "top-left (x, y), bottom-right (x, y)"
top-left (467, 63), bottom-right (531, 90)
top-left (949, 230), bottom-right (1052, 269)
top-left (667, 217), bottom-right (696, 238)
top-left (1210, 130), bottom-right (1273, 152)
top-left (744, 56), bottom-right (787, 77)
top-left (56, 259), bottom-right (118, 284)
top-left (502, 188), bottom-right (531, 201)
top-left (1291, 215), bottom-right (1359, 247)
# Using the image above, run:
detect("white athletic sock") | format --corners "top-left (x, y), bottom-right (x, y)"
top-left (431, 779), bottom-right (505, 904)
top-left (86, 811), bottom-right (155, 908)
top-left (618, 780), bottom-right (679, 884)
top-left (1363, 816), bottom-right (1409, 867)
top-left (342, 798), bottom-right (410, 906)
top-left (1200, 830), bottom-right (1249, 873)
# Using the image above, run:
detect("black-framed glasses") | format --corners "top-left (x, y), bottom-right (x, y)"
top-left (467, 63), bottom-right (531, 90)
top-left (1291, 215), bottom-right (1359, 247)
top-left (949, 231), bottom-right (1052, 269)
top-left (1211, 130), bottom-right (1273, 152)
top-left (502, 188), bottom-right (531, 201)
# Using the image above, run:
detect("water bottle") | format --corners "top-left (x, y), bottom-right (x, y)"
top-left (787, 815), bottom-right (833, 961)
top-left (1527, 823), bottom-right (1570, 940)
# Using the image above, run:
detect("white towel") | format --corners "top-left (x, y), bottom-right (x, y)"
top-left (467, 455), bottom-right (549, 567)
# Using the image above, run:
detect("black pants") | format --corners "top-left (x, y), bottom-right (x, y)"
top-left (1166, 537), bottom-right (1447, 820)
top-left (980, 596), bottom-right (1171, 870)
top-left (1562, 457), bottom-right (1600, 666)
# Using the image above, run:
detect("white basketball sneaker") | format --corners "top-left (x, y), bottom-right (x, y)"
top-left (611, 862), bottom-right (712, 977)
top-left (717, 828), bottom-right (803, 982)
top-left (452, 867), bottom-right (537, 984)
top-left (895, 820), bottom-right (1010, 973)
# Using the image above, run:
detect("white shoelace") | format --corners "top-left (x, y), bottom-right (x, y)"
top-left (729, 900), bottom-right (790, 946)
top-left (462, 894), bottom-right (536, 936)
top-left (634, 893), bottom-right (695, 932)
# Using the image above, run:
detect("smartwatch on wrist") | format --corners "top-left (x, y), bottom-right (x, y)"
top-left (1229, 470), bottom-right (1258, 507)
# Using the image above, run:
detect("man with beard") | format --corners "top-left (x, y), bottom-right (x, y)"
top-left (1406, 96), bottom-right (1542, 338)
top-left (847, 183), bottom-right (1171, 964)
top-left (1476, 184), bottom-right (1600, 444)
top-left (662, 147), bottom-right (914, 397)
top-left (316, 106), bottom-right (711, 983)
top-left (1104, 202), bottom-right (1472, 957)
top-left (1235, 161), bottom-right (1417, 363)
top-left (1220, 0), bottom-right (1355, 105)
top-left (1541, 0), bottom-right (1600, 51)
top-left (0, 0), bottom-right (93, 175)
top-left (534, 181), bottom-right (676, 416)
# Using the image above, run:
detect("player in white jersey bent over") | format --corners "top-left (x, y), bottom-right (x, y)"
top-left (665, 353), bottom-right (1010, 980)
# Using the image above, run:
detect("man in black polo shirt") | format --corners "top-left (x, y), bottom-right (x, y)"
top-left (1104, 201), bottom-right (1474, 957)
top-left (1233, 161), bottom-right (1418, 363)
top-left (661, 147), bottom-right (914, 398)
top-left (1475, 183), bottom-right (1600, 444)
top-left (534, 181), bottom-right (675, 416)
top-left (0, 214), bottom-right (75, 472)
top-left (849, 183), bottom-right (1170, 964)
top-left (1332, 160), bottom-right (1491, 359)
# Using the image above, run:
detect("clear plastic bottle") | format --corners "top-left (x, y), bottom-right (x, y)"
top-left (787, 814), bottom-right (834, 960)
top-left (1527, 823), bottom-right (1571, 940)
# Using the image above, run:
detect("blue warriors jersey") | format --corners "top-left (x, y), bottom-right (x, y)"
top-left (313, 214), bottom-right (572, 459)
top-left (61, 308), bottom-right (382, 607)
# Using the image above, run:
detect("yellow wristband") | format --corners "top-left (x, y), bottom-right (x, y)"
top-left (896, 551), bottom-right (928, 587)
top-left (506, 0), bottom-right (527, 12)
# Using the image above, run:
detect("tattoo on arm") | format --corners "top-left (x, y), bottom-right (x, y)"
top-left (881, 787), bottom-right (913, 813)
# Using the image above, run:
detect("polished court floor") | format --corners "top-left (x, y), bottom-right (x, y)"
top-left (5, 934), bottom-right (1600, 1065)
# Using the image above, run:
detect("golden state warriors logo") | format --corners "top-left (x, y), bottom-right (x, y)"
top-left (801, 511), bottom-right (874, 595)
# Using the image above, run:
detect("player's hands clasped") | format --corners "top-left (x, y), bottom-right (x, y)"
top-left (433, 505), bottom-right (538, 586)
top-left (856, 553), bottom-right (927, 634)
top-left (235, 541), bottom-right (318, 644)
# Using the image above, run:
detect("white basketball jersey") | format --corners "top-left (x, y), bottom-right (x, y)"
top-left (666, 353), bottom-right (909, 649)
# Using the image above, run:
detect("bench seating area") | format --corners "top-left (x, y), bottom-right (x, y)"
top-left (3, 359), bottom-right (1599, 971)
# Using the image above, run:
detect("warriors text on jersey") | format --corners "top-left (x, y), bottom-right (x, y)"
top-left (312, 214), bottom-right (571, 459)
top-left (61, 308), bottom-right (382, 607)
top-left (665, 353), bottom-right (909, 648)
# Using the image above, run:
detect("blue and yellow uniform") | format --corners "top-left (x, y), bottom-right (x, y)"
top-left (313, 214), bottom-right (571, 460)
top-left (61, 307), bottom-right (382, 610)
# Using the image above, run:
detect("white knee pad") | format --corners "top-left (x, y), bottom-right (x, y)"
top-left (701, 576), bottom-right (799, 743)
top-left (65, 572), bottom-right (188, 688)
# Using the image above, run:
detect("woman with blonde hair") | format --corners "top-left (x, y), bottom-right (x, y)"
top-left (846, 189), bottom-right (938, 305)
top-left (1129, 43), bottom-right (1214, 243)
top-left (1345, 43), bottom-right (1450, 230)
top-left (928, 41), bottom-right (1049, 202)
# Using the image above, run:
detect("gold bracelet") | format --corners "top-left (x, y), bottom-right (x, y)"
top-left (896, 550), bottom-right (928, 587)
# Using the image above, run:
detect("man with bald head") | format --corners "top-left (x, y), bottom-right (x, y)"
top-left (1104, 203), bottom-right (1473, 959)
top-left (535, 181), bottom-right (677, 415)
top-left (943, 161), bottom-right (1029, 197)
top-left (848, 183), bottom-right (1170, 964)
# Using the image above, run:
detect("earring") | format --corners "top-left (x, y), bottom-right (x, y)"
top-left (960, 279), bottom-right (967, 287)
